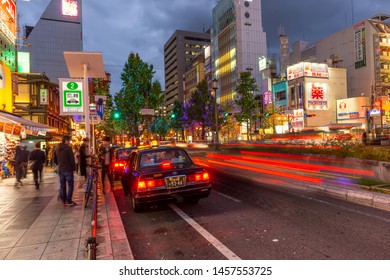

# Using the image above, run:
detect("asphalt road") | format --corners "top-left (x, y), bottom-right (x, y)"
top-left (112, 157), bottom-right (390, 260)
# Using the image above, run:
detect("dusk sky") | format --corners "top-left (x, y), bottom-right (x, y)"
top-left (18, 0), bottom-right (390, 94)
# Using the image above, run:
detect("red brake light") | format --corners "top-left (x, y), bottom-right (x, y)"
top-left (137, 178), bottom-right (164, 190)
top-left (161, 161), bottom-right (172, 169)
top-left (187, 172), bottom-right (210, 183)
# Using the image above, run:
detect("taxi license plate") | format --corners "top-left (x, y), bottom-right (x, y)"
top-left (165, 176), bottom-right (186, 189)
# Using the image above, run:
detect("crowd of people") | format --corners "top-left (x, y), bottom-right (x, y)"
top-left (2, 135), bottom-right (113, 207)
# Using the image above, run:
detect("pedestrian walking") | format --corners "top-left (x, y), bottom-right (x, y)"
top-left (79, 138), bottom-right (90, 187)
top-left (13, 145), bottom-right (24, 187)
top-left (21, 145), bottom-right (30, 179)
top-left (54, 135), bottom-right (77, 206)
top-left (28, 142), bottom-right (46, 189)
top-left (98, 136), bottom-right (113, 194)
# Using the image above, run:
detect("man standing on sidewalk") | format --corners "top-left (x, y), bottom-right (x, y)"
top-left (54, 135), bottom-right (77, 206)
top-left (98, 136), bottom-right (112, 194)
top-left (28, 143), bottom-right (46, 189)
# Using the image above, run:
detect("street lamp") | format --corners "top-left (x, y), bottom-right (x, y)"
top-left (212, 78), bottom-right (219, 151)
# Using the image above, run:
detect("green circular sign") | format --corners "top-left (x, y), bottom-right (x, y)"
top-left (67, 82), bottom-right (79, 90)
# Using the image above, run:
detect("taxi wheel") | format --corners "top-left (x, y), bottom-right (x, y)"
top-left (131, 194), bottom-right (142, 212)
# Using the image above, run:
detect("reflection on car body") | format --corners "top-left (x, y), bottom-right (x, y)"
top-left (121, 146), bottom-right (211, 212)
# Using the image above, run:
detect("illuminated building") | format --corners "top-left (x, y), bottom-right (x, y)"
top-left (211, 0), bottom-right (267, 104)
top-left (18, 0), bottom-right (83, 84)
top-left (164, 30), bottom-right (210, 114)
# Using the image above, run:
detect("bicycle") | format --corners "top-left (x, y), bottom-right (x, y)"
top-left (84, 157), bottom-right (99, 208)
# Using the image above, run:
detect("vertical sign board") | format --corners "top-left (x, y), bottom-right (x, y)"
top-left (40, 89), bottom-right (48, 105)
top-left (59, 78), bottom-right (84, 116)
top-left (354, 21), bottom-right (366, 69)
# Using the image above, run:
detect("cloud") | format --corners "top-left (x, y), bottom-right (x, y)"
top-left (17, 0), bottom-right (390, 94)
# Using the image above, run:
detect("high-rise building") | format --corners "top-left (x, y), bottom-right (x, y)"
top-left (212, 0), bottom-right (267, 104)
top-left (19, 0), bottom-right (83, 84)
top-left (164, 30), bottom-right (210, 113)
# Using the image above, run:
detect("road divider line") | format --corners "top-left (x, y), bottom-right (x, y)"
top-left (169, 204), bottom-right (241, 260)
top-left (214, 190), bottom-right (242, 203)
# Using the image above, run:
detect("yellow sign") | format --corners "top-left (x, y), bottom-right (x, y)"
top-left (0, 61), bottom-right (13, 112)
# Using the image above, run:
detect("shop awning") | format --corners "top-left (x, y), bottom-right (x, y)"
top-left (0, 111), bottom-right (58, 132)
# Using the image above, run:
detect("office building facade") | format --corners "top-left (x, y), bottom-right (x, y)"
top-left (164, 30), bottom-right (210, 113)
top-left (212, 0), bottom-right (267, 104)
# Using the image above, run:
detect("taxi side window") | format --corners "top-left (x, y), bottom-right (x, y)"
top-left (129, 153), bottom-right (137, 171)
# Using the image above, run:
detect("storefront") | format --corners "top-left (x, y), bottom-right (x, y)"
top-left (0, 111), bottom-right (57, 180)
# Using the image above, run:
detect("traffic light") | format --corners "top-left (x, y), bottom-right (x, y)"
top-left (264, 113), bottom-right (273, 117)
top-left (113, 111), bottom-right (120, 119)
top-left (224, 112), bottom-right (229, 117)
top-left (170, 113), bottom-right (176, 119)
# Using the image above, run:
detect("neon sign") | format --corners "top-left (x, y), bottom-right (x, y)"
top-left (62, 0), bottom-right (78, 17)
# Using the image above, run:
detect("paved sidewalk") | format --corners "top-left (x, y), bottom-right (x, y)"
top-left (0, 169), bottom-right (133, 260)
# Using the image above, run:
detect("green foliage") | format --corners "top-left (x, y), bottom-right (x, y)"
top-left (185, 80), bottom-right (214, 139)
top-left (113, 52), bottom-right (160, 144)
top-left (235, 71), bottom-right (259, 140)
top-left (150, 117), bottom-right (170, 140)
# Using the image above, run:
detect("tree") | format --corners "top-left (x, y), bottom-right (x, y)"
top-left (150, 117), bottom-right (170, 140)
top-left (113, 52), bottom-right (157, 146)
top-left (185, 80), bottom-right (214, 140)
top-left (235, 71), bottom-right (259, 141)
top-left (170, 100), bottom-right (185, 140)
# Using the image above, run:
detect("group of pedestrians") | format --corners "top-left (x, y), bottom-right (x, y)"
top-left (14, 144), bottom-right (45, 189)
top-left (53, 135), bottom-right (112, 206)
top-left (12, 135), bottom-right (113, 207)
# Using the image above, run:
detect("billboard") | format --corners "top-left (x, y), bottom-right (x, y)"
top-left (305, 82), bottom-right (329, 110)
top-left (62, 0), bottom-right (79, 17)
top-left (0, 61), bottom-right (12, 112)
top-left (0, 0), bottom-right (16, 42)
top-left (287, 62), bottom-right (329, 81)
top-left (337, 97), bottom-right (368, 120)
top-left (354, 21), bottom-right (366, 69)
top-left (17, 52), bottom-right (30, 73)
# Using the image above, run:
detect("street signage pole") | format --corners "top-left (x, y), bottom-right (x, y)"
top-left (64, 52), bottom-right (106, 167)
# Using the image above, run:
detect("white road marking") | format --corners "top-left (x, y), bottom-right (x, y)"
top-left (169, 204), bottom-right (241, 260)
top-left (214, 190), bottom-right (242, 203)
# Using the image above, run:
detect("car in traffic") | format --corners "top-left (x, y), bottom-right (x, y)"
top-left (121, 146), bottom-right (211, 212)
top-left (110, 147), bottom-right (136, 180)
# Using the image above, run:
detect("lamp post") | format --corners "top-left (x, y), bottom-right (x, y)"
top-left (212, 78), bottom-right (219, 151)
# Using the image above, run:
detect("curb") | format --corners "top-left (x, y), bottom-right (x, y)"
top-left (307, 184), bottom-right (390, 211)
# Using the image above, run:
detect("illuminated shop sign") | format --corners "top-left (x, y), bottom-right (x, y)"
top-left (354, 21), bottom-right (366, 69)
top-left (305, 82), bottom-right (329, 110)
top-left (62, 0), bottom-right (78, 17)
top-left (0, 0), bottom-right (16, 42)
top-left (287, 62), bottom-right (329, 81)
top-left (336, 97), bottom-right (368, 120)
top-left (263, 91), bottom-right (273, 105)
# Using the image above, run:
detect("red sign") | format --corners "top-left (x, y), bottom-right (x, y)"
top-left (4, 123), bottom-right (14, 134)
top-left (0, 0), bottom-right (17, 41)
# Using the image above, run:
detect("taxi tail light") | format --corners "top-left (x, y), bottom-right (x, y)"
top-left (187, 172), bottom-right (210, 183)
top-left (137, 177), bottom-right (164, 190)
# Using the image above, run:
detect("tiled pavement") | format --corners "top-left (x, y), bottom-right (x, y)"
top-left (0, 169), bottom-right (133, 260)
